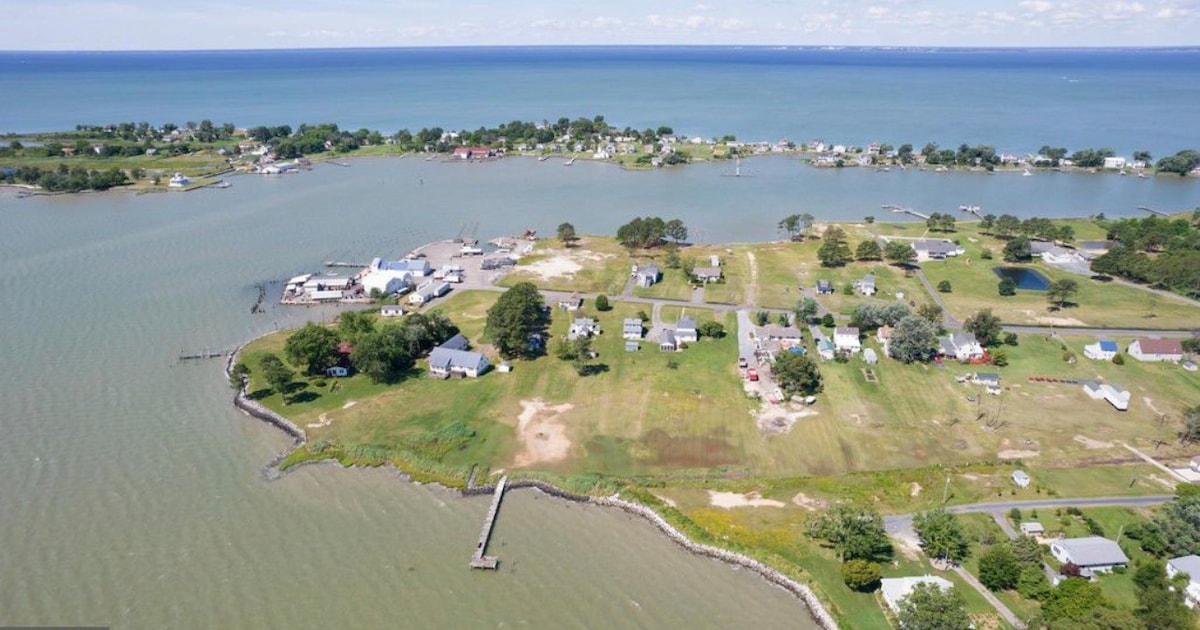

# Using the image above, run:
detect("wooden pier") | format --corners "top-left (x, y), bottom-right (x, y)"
top-left (469, 476), bottom-right (507, 570)
top-left (882, 204), bottom-right (930, 220)
top-left (323, 261), bottom-right (368, 268)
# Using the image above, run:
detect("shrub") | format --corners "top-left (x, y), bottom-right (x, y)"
top-left (821, 313), bottom-right (836, 328)
top-left (594, 294), bottom-right (611, 311)
top-left (981, 249), bottom-right (994, 260)
top-left (937, 280), bottom-right (952, 293)
top-left (998, 277), bottom-right (1017, 296)
top-left (841, 559), bottom-right (882, 592)
top-left (1112, 353), bottom-right (1125, 365)
top-left (1017, 567), bottom-right (1051, 600)
top-left (1009, 507), bottom-right (1022, 522)
top-left (1004, 332), bottom-right (1019, 346)
top-left (1062, 351), bottom-right (1076, 363)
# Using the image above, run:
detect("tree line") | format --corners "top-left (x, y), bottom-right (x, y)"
top-left (1091, 213), bottom-right (1200, 298)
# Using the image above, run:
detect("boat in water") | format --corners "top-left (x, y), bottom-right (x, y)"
top-left (1022, 168), bottom-right (1033, 177)
top-left (563, 157), bottom-right (576, 166)
top-left (537, 155), bottom-right (549, 162)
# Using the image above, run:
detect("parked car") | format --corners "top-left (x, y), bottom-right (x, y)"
top-left (746, 368), bottom-right (759, 381)
top-left (738, 357), bottom-right (748, 368)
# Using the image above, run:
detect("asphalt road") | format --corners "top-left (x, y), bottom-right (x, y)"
top-left (884, 494), bottom-right (1174, 535)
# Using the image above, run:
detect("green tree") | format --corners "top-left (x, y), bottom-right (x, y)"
top-left (1042, 578), bottom-right (1106, 622)
top-left (998, 277), bottom-right (1017, 296)
top-left (778, 214), bottom-right (801, 240)
top-left (1151, 493), bottom-right (1200, 556)
top-left (350, 324), bottom-right (416, 383)
top-left (1003, 236), bottom-right (1032, 262)
top-left (698, 321), bottom-right (725, 338)
top-left (557, 221), bottom-right (576, 245)
top-left (1017, 567), bottom-right (1051, 600)
top-left (978, 544), bottom-right (1021, 590)
top-left (855, 240), bottom-right (882, 261)
top-left (616, 216), bottom-right (668, 249)
top-left (570, 335), bottom-right (594, 376)
top-left (913, 508), bottom-right (970, 564)
top-left (864, 215), bottom-right (875, 224)
top-left (917, 302), bottom-right (944, 326)
top-left (1181, 405), bottom-right (1200, 444)
top-left (228, 361), bottom-right (250, 391)
top-left (808, 502), bottom-right (892, 562)
top-left (889, 315), bottom-right (937, 362)
top-left (484, 282), bottom-right (548, 359)
top-left (284, 322), bottom-right (340, 375)
top-left (820, 313), bottom-right (836, 328)
top-left (338, 310), bottom-right (376, 342)
top-left (1046, 278), bottom-right (1079, 309)
top-left (754, 310), bottom-right (770, 326)
top-left (259, 354), bottom-right (293, 403)
top-left (993, 214), bottom-right (1021, 237)
top-left (817, 227), bottom-right (853, 267)
top-left (771, 350), bottom-right (823, 397)
top-left (937, 280), bottom-right (952, 293)
top-left (1133, 559), bottom-right (1193, 630)
top-left (594, 294), bottom-right (611, 311)
top-left (841, 559), bottom-right (882, 592)
top-left (796, 297), bottom-right (820, 324)
top-left (964, 309), bottom-right (1003, 346)
top-left (664, 218), bottom-right (688, 243)
top-left (895, 583), bottom-right (971, 630)
top-left (884, 241), bottom-right (917, 266)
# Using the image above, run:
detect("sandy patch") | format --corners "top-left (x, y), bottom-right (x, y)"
top-left (1144, 397), bottom-right (1163, 415)
top-left (512, 399), bottom-right (574, 467)
top-left (342, 400), bottom-right (357, 409)
top-left (1073, 435), bottom-right (1114, 449)
top-left (1148, 474), bottom-right (1179, 490)
top-left (517, 248), bottom-right (613, 281)
top-left (997, 449), bottom-right (1040, 459)
top-left (910, 482), bottom-right (923, 497)
top-left (890, 531), bottom-right (923, 561)
top-left (709, 491), bottom-right (785, 509)
top-left (307, 413), bottom-right (333, 429)
top-left (791, 493), bottom-right (829, 511)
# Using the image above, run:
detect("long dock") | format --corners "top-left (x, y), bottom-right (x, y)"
top-left (469, 476), bottom-right (507, 570)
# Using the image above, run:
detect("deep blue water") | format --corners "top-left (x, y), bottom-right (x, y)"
top-left (993, 266), bottom-right (1052, 290)
top-left (3, 46), bottom-right (1199, 155)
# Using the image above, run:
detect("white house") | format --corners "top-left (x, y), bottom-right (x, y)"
top-left (379, 305), bottom-right (405, 318)
top-left (939, 333), bottom-right (985, 361)
top-left (1012, 470), bottom-right (1031, 488)
top-left (372, 257), bottom-right (432, 277)
top-left (854, 274), bottom-right (877, 296)
top-left (879, 576), bottom-right (955, 615)
top-left (1082, 381), bottom-right (1130, 411)
top-left (676, 316), bottom-right (699, 343)
top-left (427, 346), bottom-right (489, 378)
top-left (1083, 340), bottom-right (1118, 361)
top-left (1050, 537), bottom-right (1129, 574)
top-left (1031, 241), bottom-right (1085, 264)
top-left (557, 293), bottom-right (583, 311)
top-left (361, 270), bottom-right (412, 296)
top-left (1128, 338), bottom-right (1184, 363)
top-left (692, 266), bottom-right (722, 283)
top-left (659, 329), bottom-right (678, 352)
top-left (1102, 156), bottom-right (1127, 170)
top-left (1167, 555), bottom-right (1200, 608)
top-left (912, 239), bottom-right (965, 262)
top-left (568, 317), bottom-right (601, 340)
top-left (876, 325), bottom-right (894, 357)
top-left (833, 327), bottom-right (861, 354)
top-left (633, 263), bottom-right (660, 288)
top-left (622, 318), bottom-right (644, 340)
top-left (168, 172), bottom-right (191, 187)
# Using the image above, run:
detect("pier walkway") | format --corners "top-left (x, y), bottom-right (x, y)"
top-left (469, 476), bottom-right (507, 569)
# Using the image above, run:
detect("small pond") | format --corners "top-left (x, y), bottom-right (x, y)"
top-left (992, 266), bottom-right (1051, 290)
top-left (1079, 240), bottom-right (1117, 250)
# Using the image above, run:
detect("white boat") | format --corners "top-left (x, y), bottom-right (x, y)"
top-left (734, 158), bottom-right (741, 177)
top-left (1022, 168), bottom-right (1032, 177)
top-left (563, 157), bottom-right (575, 166)
top-left (537, 155), bottom-right (549, 162)
top-left (1137, 172), bottom-right (1148, 179)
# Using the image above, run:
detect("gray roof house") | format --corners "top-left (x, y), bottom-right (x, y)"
top-left (912, 239), bottom-right (964, 261)
top-left (973, 372), bottom-right (1001, 387)
top-left (659, 329), bottom-right (678, 352)
top-left (1020, 522), bottom-right (1045, 536)
top-left (676, 316), bottom-right (699, 342)
top-left (1166, 555), bottom-right (1200, 609)
top-left (634, 263), bottom-right (660, 288)
top-left (692, 266), bottom-right (722, 283)
top-left (939, 332), bottom-right (985, 361)
top-left (568, 317), bottom-right (600, 340)
top-left (439, 333), bottom-right (470, 351)
top-left (427, 342), bottom-right (489, 379)
top-left (622, 318), bottom-right (644, 340)
top-left (1050, 537), bottom-right (1129, 574)
top-left (816, 279), bottom-right (835, 295)
top-left (854, 274), bottom-right (877, 296)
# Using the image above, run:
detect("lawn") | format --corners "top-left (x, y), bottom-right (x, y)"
top-left (956, 513), bottom-right (1043, 623)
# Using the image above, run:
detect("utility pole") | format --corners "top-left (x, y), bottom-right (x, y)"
top-left (942, 474), bottom-right (951, 504)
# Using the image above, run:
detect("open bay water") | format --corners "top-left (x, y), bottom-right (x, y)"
top-left (1, 46), bottom-right (1198, 629)
top-left (3, 46), bottom-right (1200, 155)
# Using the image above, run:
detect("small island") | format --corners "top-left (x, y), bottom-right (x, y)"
top-left (4, 115), bottom-right (1199, 194)
top-left (230, 210), bottom-right (1200, 628)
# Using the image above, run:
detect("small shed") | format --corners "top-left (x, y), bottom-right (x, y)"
top-left (625, 341), bottom-right (640, 352)
top-left (326, 366), bottom-right (349, 378)
top-left (863, 348), bottom-right (878, 365)
top-left (496, 362), bottom-right (513, 373)
top-left (1012, 470), bottom-right (1031, 488)
top-left (1020, 522), bottom-right (1045, 536)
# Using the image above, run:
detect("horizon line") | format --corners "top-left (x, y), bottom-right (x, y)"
top-left (3, 44), bottom-right (1200, 54)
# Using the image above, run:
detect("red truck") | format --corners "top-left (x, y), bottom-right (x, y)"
top-left (746, 368), bottom-right (759, 381)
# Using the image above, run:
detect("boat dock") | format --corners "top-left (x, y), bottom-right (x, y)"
top-left (469, 476), bottom-right (507, 570)
top-left (179, 350), bottom-right (228, 361)
top-left (959, 204), bottom-right (984, 219)
top-left (883, 204), bottom-right (930, 220)
top-left (323, 261), bottom-right (368, 268)
top-left (1137, 206), bottom-right (1169, 217)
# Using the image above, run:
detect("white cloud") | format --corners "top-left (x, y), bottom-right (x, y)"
top-left (1019, 1), bottom-right (1055, 13)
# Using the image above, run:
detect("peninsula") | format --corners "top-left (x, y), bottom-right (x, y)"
top-left (4, 115), bottom-right (1199, 194)
top-left (232, 211), bottom-right (1200, 629)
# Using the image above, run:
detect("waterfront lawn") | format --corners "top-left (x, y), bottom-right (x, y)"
top-left (633, 266), bottom-right (695, 301)
top-left (806, 262), bottom-right (928, 317)
top-left (703, 244), bottom-right (752, 305)
top-left (497, 236), bottom-right (632, 296)
top-left (750, 241), bottom-right (816, 310)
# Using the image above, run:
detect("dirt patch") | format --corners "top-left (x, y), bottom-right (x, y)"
top-left (998, 449), bottom-right (1040, 459)
top-left (1026, 311), bottom-right (1087, 326)
top-left (1074, 435), bottom-right (1115, 449)
top-left (307, 413), bottom-right (333, 429)
top-left (791, 493), bottom-right (829, 511)
top-left (754, 404), bottom-right (819, 434)
top-left (341, 400), bottom-right (357, 409)
top-left (517, 247), bottom-right (613, 281)
top-left (1144, 397), bottom-right (1163, 415)
top-left (910, 482), bottom-right (923, 497)
top-left (1148, 474), bottom-right (1179, 490)
top-left (642, 428), bottom-right (738, 468)
top-left (513, 399), bottom-right (575, 467)
top-left (709, 491), bottom-right (785, 508)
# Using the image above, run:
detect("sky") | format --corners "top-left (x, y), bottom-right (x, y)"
top-left (3, 0), bottom-right (1198, 50)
